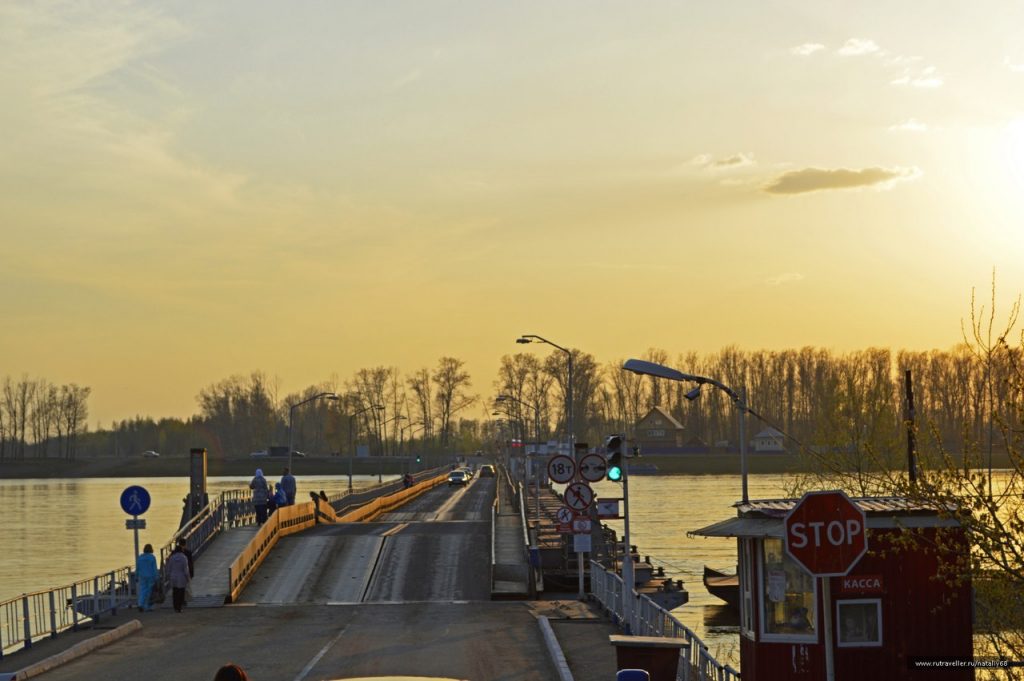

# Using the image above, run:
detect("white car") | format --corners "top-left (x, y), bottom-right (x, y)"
top-left (249, 450), bottom-right (268, 458)
top-left (142, 450), bottom-right (160, 458)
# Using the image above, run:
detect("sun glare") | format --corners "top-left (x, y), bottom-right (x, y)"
top-left (1002, 119), bottom-right (1024, 186)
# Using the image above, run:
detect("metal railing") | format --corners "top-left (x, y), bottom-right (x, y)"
top-left (0, 566), bottom-right (135, 659)
top-left (590, 560), bottom-right (741, 681)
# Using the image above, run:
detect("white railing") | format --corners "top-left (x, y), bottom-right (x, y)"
top-left (0, 566), bottom-right (135, 659)
top-left (590, 560), bottom-right (741, 681)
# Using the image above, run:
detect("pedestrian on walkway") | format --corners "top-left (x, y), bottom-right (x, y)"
top-left (250, 469), bottom-right (270, 523)
top-left (175, 538), bottom-right (194, 578)
top-left (136, 544), bottom-right (158, 612)
top-left (281, 467), bottom-right (296, 505)
top-left (167, 545), bottom-right (191, 613)
top-left (213, 663), bottom-right (251, 680)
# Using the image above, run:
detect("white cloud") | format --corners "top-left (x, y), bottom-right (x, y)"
top-left (690, 152), bottom-right (756, 171)
top-left (763, 166), bottom-right (921, 195)
top-left (837, 38), bottom-right (880, 57)
top-left (790, 43), bottom-right (825, 57)
top-left (889, 119), bottom-right (929, 133)
top-left (1005, 57), bottom-right (1024, 73)
top-left (891, 65), bottom-right (943, 88)
top-left (767, 272), bottom-right (805, 286)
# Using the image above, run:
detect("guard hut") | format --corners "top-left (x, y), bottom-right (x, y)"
top-left (692, 495), bottom-right (973, 680)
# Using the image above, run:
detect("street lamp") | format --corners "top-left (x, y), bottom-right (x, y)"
top-left (516, 335), bottom-right (574, 452)
top-left (348, 403), bottom-right (384, 492)
top-left (623, 358), bottom-right (751, 503)
top-left (288, 392), bottom-right (340, 470)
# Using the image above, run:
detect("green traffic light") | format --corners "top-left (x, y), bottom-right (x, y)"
top-left (607, 465), bottom-right (623, 482)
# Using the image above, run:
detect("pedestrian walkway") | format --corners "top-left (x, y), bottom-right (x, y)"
top-left (186, 526), bottom-right (258, 607)
top-left (491, 474), bottom-right (531, 598)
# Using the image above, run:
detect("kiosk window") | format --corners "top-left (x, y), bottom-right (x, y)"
top-left (837, 600), bottom-right (882, 647)
top-left (760, 537), bottom-right (816, 640)
top-left (739, 538), bottom-right (754, 639)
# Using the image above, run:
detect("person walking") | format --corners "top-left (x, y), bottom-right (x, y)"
top-left (281, 467), bottom-right (297, 506)
top-left (175, 538), bottom-right (194, 578)
top-left (167, 545), bottom-right (191, 613)
top-left (136, 544), bottom-right (158, 612)
top-left (250, 469), bottom-right (270, 524)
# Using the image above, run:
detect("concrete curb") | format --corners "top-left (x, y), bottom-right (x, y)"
top-left (538, 616), bottom-right (575, 681)
top-left (1, 619), bottom-right (142, 681)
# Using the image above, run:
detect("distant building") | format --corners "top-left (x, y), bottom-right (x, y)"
top-left (635, 406), bottom-right (684, 452)
top-left (752, 427), bottom-right (785, 453)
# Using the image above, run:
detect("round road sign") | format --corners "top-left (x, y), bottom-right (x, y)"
top-left (578, 453), bottom-right (608, 482)
top-left (120, 485), bottom-right (151, 516)
top-left (547, 455), bottom-right (576, 484)
top-left (556, 506), bottom-right (575, 525)
top-left (564, 482), bottom-right (594, 511)
top-left (784, 490), bottom-right (867, 577)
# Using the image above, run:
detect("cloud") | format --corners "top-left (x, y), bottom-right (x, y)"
top-left (891, 65), bottom-right (943, 88)
top-left (790, 43), bottom-right (825, 57)
top-left (889, 118), bottom-right (929, 132)
top-left (766, 272), bottom-right (805, 286)
top-left (1005, 57), bottom-right (1024, 73)
top-left (690, 152), bottom-right (756, 171)
top-left (837, 38), bottom-right (880, 57)
top-left (763, 166), bottom-right (921, 195)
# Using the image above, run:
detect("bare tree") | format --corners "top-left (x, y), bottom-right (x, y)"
top-left (433, 357), bottom-right (474, 450)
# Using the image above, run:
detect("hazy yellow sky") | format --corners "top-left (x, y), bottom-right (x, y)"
top-left (2, 2), bottom-right (1023, 426)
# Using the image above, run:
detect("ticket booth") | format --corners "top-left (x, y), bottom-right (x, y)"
top-left (692, 496), bottom-right (973, 680)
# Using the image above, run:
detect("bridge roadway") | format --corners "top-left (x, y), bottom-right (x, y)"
top-left (8, 473), bottom-right (620, 680)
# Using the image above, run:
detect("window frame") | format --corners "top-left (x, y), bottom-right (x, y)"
top-left (739, 538), bottom-right (755, 640)
top-left (758, 536), bottom-right (819, 643)
top-left (836, 598), bottom-right (883, 648)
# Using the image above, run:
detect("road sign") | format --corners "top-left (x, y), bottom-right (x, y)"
top-left (578, 453), bottom-right (608, 482)
top-left (120, 485), bottom-right (151, 516)
top-left (125, 518), bottom-right (147, 530)
top-left (547, 455), bottom-right (577, 484)
top-left (563, 482), bottom-right (594, 511)
top-left (556, 506), bottom-right (576, 525)
top-left (784, 490), bottom-right (867, 577)
top-left (573, 533), bottom-right (592, 553)
top-left (572, 517), bottom-right (592, 534)
top-left (596, 499), bottom-right (621, 519)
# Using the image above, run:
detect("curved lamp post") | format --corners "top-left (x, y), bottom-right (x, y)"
top-left (623, 358), bottom-right (750, 503)
top-left (288, 392), bottom-right (340, 470)
top-left (516, 335), bottom-right (574, 451)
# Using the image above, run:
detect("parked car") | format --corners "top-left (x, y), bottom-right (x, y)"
top-left (249, 450), bottom-right (268, 458)
top-left (478, 465), bottom-right (495, 478)
top-left (142, 450), bottom-right (160, 458)
top-left (447, 470), bottom-right (467, 486)
top-left (289, 450), bottom-right (307, 458)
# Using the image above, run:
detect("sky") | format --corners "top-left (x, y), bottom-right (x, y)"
top-left (2, 1), bottom-right (1023, 427)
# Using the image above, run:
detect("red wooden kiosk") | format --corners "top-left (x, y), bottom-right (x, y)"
top-left (692, 495), bottom-right (973, 680)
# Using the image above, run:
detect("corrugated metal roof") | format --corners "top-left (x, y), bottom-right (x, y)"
top-left (690, 517), bottom-right (783, 538)
top-left (734, 496), bottom-right (954, 518)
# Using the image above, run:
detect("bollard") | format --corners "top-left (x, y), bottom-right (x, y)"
top-left (49, 591), bottom-right (57, 639)
top-left (22, 596), bottom-right (32, 649)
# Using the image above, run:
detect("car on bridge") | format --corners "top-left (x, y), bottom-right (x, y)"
top-left (447, 470), bottom-right (468, 486)
top-left (142, 450), bottom-right (160, 458)
top-left (249, 450), bottom-right (268, 458)
top-left (478, 465), bottom-right (495, 477)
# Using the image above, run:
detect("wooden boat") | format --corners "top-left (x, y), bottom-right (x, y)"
top-left (703, 565), bottom-right (739, 610)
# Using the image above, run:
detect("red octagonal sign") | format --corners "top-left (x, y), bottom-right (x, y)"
top-left (784, 490), bottom-right (867, 577)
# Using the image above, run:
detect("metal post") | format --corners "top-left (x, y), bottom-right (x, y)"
top-left (621, 458), bottom-right (634, 633)
top-left (567, 351), bottom-right (574, 451)
top-left (739, 386), bottom-right (749, 504)
top-left (823, 577), bottom-right (835, 681)
top-left (71, 584), bottom-right (79, 630)
top-left (22, 596), bottom-right (31, 649)
top-left (288, 404), bottom-right (295, 472)
top-left (48, 591), bottom-right (56, 638)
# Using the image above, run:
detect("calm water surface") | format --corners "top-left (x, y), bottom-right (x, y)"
top-left (0, 472), bottom-right (783, 669)
top-left (0, 475), bottom-right (392, 603)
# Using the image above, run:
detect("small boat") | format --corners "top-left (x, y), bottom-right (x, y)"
top-left (703, 565), bottom-right (739, 610)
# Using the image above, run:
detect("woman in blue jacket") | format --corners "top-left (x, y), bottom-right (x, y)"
top-left (136, 544), bottom-right (158, 611)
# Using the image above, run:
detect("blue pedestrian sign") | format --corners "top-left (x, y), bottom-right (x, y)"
top-left (120, 485), bottom-right (151, 516)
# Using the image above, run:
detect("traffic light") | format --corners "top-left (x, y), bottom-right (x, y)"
top-left (605, 434), bottom-right (624, 482)
top-left (415, 454), bottom-right (422, 464)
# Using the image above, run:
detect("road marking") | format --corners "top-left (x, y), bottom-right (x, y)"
top-left (381, 522), bottom-right (409, 537)
top-left (292, 625), bottom-right (348, 681)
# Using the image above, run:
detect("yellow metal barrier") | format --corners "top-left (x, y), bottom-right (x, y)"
top-left (226, 502), bottom-right (316, 603)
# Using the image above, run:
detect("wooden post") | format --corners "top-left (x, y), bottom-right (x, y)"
top-left (904, 370), bottom-right (917, 485)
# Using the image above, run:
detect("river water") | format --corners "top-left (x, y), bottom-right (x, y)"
top-left (0, 472), bottom-right (786, 669)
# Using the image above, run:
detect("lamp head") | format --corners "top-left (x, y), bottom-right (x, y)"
top-left (516, 337), bottom-right (532, 345)
top-left (684, 386), bottom-right (702, 401)
top-left (372, 404), bottom-right (384, 411)
top-left (325, 393), bottom-right (340, 401)
top-left (496, 395), bottom-right (509, 402)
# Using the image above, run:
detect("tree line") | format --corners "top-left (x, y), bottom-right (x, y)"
top-left (0, 377), bottom-right (90, 461)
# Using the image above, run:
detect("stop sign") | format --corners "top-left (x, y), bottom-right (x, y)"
top-left (784, 490), bottom-right (867, 576)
